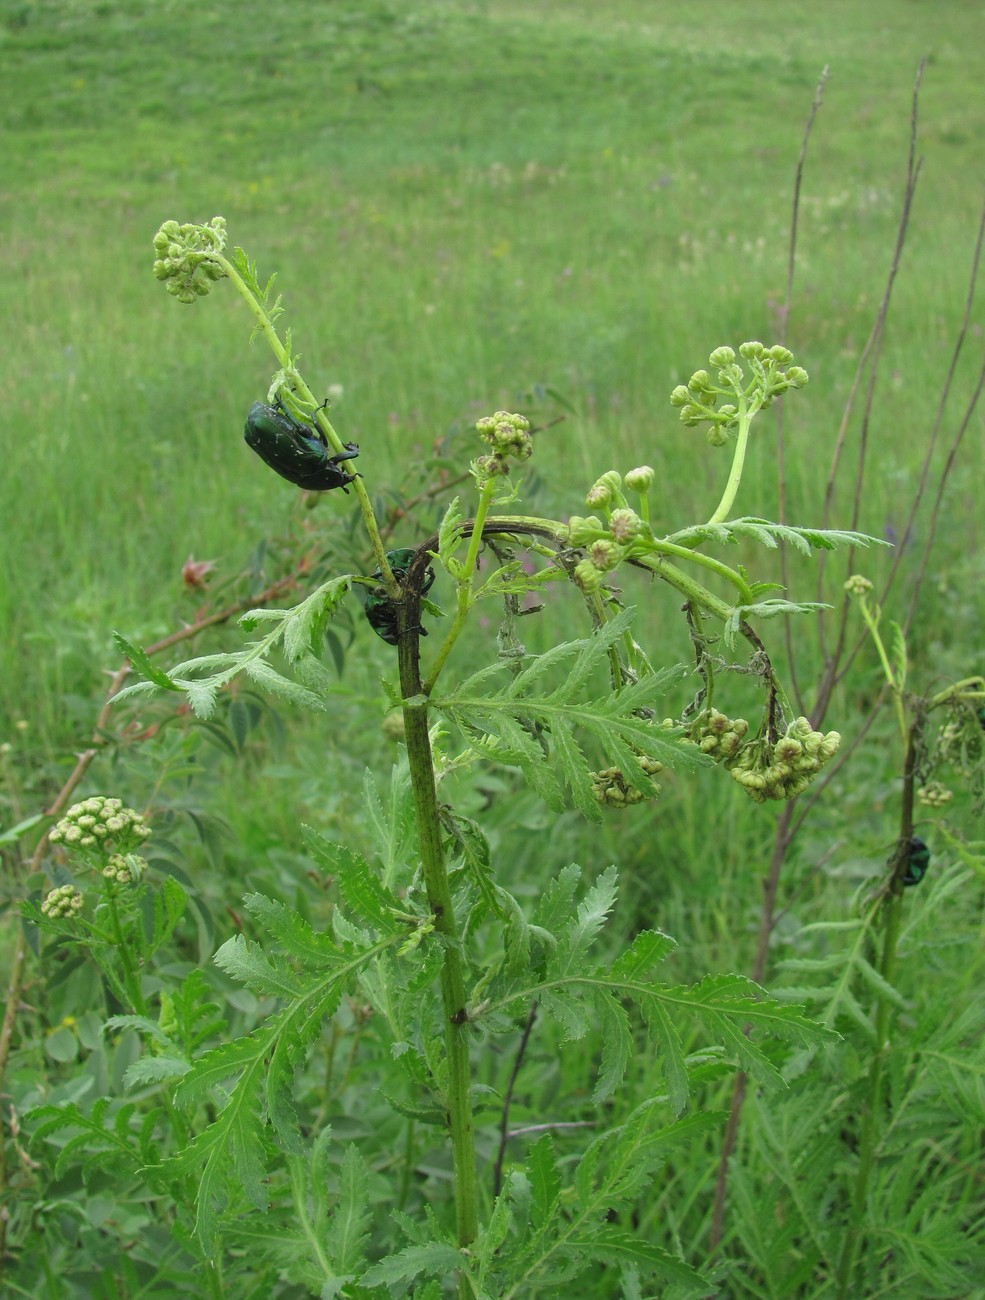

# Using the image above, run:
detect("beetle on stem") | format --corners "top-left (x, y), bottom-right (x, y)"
top-left (244, 396), bottom-right (360, 492)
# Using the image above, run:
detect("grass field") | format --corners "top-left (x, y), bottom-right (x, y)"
top-left (3, 1), bottom-right (985, 1294)
top-left (3, 0), bottom-right (985, 745)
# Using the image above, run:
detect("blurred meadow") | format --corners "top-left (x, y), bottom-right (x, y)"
top-left (3, 0), bottom-right (984, 741)
top-left (3, 1), bottom-right (985, 1289)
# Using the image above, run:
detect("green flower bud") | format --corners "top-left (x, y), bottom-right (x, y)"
top-left (706, 426), bottom-right (728, 447)
top-left (588, 538), bottom-right (621, 572)
top-left (609, 508), bottom-right (642, 545)
top-left (585, 483), bottom-right (611, 509)
top-left (474, 453), bottom-right (506, 478)
top-left (768, 344), bottom-right (794, 364)
top-left (624, 465), bottom-right (654, 493)
top-left (785, 365), bottom-right (808, 387)
top-left (680, 403), bottom-right (706, 426)
top-left (844, 574), bottom-right (873, 597)
top-left (689, 369), bottom-right (713, 393)
top-left (739, 341), bottom-right (766, 359)
top-left (382, 711), bottom-right (406, 742)
top-left (566, 515), bottom-right (605, 546)
top-left (670, 384), bottom-right (691, 407)
top-left (818, 731), bottom-right (841, 761)
top-left (574, 557), bottom-right (604, 592)
top-left (708, 345), bottom-right (736, 367)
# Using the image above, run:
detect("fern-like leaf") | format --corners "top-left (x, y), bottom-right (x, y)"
top-left (435, 608), bottom-right (706, 821)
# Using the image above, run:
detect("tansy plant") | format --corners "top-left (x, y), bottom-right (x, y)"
top-left (32, 215), bottom-right (888, 1297)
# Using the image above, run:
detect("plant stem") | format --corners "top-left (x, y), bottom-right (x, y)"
top-left (398, 651), bottom-right (479, 1275)
top-left (216, 252), bottom-right (396, 589)
top-left (705, 395), bottom-right (761, 526)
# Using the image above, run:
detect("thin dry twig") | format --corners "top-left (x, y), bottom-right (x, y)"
top-left (492, 1000), bottom-right (538, 1198)
top-left (778, 65), bottom-right (829, 714)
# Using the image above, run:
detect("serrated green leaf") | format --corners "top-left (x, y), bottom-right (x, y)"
top-left (360, 1242), bottom-right (462, 1287)
top-left (213, 934), bottom-right (304, 998)
top-left (646, 1002), bottom-right (689, 1114)
top-left (855, 954), bottom-right (906, 1008)
top-left (281, 577), bottom-right (351, 663)
top-left (123, 1055), bottom-right (190, 1088)
top-left (325, 1145), bottom-right (371, 1275)
top-left (609, 929), bottom-right (677, 981)
top-left (437, 496), bottom-right (465, 562)
top-left (243, 658), bottom-right (326, 710)
top-left (527, 1133), bottom-right (561, 1228)
top-left (594, 989), bottom-right (632, 1102)
top-left (113, 631), bottom-right (183, 691)
top-left (584, 1229), bottom-right (707, 1289)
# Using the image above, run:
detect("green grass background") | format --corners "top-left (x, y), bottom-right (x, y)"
top-left (3, 0), bottom-right (984, 745)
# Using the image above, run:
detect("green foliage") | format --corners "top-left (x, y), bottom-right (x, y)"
top-left (435, 607), bottom-right (706, 821)
top-left (112, 576), bottom-right (352, 719)
top-left (6, 6), bottom-right (985, 1296)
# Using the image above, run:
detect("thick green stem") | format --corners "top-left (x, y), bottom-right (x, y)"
top-left (398, 657), bottom-right (479, 1270)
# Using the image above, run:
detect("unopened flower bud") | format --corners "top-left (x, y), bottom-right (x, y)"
top-left (844, 574), bottom-right (873, 597)
top-left (768, 344), bottom-right (794, 364)
top-left (609, 508), bottom-right (642, 545)
top-left (588, 539), bottom-right (620, 572)
top-left (624, 465), bottom-right (654, 493)
top-left (709, 346), bottom-right (736, 367)
top-left (818, 731), bottom-right (841, 760)
top-left (566, 515), bottom-right (605, 546)
top-left (574, 557), bottom-right (604, 593)
top-left (670, 385), bottom-right (690, 407)
top-left (739, 341), bottom-right (766, 359)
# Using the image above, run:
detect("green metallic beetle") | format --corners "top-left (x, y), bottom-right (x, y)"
top-left (364, 547), bottom-right (435, 645)
top-left (244, 396), bottom-right (359, 492)
top-left (902, 835), bottom-right (930, 887)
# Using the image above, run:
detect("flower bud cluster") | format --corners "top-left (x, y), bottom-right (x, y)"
top-left (474, 411), bottom-right (532, 477)
top-left (49, 797), bottom-right (151, 857)
top-left (844, 574), bottom-right (874, 598)
top-left (103, 853), bottom-right (148, 884)
top-left (670, 343), bottom-right (808, 444)
top-left (567, 470), bottom-right (654, 593)
top-left (936, 708), bottom-right (984, 775)
top-left (591, 755), bottom-right (663, 808)
top-left (41, 884), bottom-right (83, 919)
top-left (917, 781), bottom-right (953, 808)
top-left (689, 709), bottom-right (749, 761)
top-left (152, 218), bottom-right (228, 303)
top-left (728, 716), bottom-right (841, 803)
